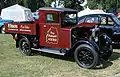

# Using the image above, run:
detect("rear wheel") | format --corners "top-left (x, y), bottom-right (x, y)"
top-left (19, 38), bottom-right (32, 56)
top-left (74, 44), bottom-right (99, 69)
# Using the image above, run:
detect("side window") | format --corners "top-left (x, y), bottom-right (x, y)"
top-left (85, 17), bottom-right (93, 23)
top-left (94, 17), bottom-right (99, 23)
top-left (108, 17), bottom-right (114, 25)
top-left (46, 13), bottom-right (59, 23)
top-left (101, 16), bottom-right (114, 25)
top-left (101, 17), bottom-right (106, 24)
top-left (85, 17), bottom-right (99, 23)
top-left (78, 17), bottom-right (85, 24)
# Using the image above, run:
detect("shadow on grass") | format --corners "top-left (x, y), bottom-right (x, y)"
top-left (109, 52), bottom-right (120, 61)
top-left (32, 51), bottom-right (75, 62)
top-left (93, 61), bottom-right (113, 70)
top-left (32, 50), bottom-right (120, 69)
top-left (94, 52), bottom-right (120, 70)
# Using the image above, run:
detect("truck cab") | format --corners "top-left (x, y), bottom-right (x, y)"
top-left (39, 7), bottom-right (78, 49)
top-left (5, 7), bottom-right (113, 69)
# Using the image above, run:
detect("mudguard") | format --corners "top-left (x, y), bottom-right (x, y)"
top-left (15, 35), bottom-right (28, 48)
top-left (70, 40), bottom-right (100, 53)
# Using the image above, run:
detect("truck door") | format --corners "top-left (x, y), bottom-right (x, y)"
top-left (40, 12), bottom-right (60, 48)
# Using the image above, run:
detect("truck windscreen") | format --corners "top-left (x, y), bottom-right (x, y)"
top-left (62, 12), bottom-right (77, 26)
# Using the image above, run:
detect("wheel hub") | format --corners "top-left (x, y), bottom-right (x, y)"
top-left (21, 41), bottom-right (30, 53)
top-left (78, 50), bottom-right (94, 66)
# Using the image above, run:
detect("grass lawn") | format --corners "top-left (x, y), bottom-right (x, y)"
top-left (0, 34), bottom-right (120, 77)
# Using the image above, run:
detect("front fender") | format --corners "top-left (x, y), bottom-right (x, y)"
top-left (70, 40), bottom-right (100, 53)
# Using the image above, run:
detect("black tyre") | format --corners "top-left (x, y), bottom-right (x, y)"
top-left (19, 37), bottom-right (32, 56)
top-left (74, 44), bottom-right (99, 69)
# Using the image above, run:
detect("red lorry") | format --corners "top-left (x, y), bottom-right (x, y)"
top-left (5, 7), bottom-right (112, 69)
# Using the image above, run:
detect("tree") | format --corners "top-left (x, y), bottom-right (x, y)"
top-left (0, 0), bottom-right (4, 12)
top-left (3, 0), bottom-right (17, 7)
top-left (44, 0), bottom-right (54, 7)
top-left (86, 0), bottom-right (120, 11)
top-left (28, 0), bottom-right (45, 11)
top-left (0, 0), bottom-right (120, 13)
top-left (55, 0), bottom-right (84, 11)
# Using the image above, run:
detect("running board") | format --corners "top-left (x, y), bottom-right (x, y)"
top-left (31, 48), bottom-right (65, 55)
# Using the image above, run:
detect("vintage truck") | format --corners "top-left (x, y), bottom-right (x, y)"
top-left (5, 7), bottom-right (112, 69)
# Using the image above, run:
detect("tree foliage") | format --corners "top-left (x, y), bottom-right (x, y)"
top-left (87, 0), bottom-right (119, 11)
top-left (28, 0), bottom-right (45, 11)
top-left (63, 0), bottom-right (84, 11)
top-left (0, 0), bottom-right (120, 12)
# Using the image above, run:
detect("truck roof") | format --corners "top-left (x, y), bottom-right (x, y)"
top-left (39, 7), bottom-right (77, 12)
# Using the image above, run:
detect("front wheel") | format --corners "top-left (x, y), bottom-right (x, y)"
top-left (19, 38), bottom-right (32, 56)
top-left (74, 44), bottom-right (99, 69)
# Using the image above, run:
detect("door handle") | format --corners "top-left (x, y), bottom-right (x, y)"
top-left (44, 25), bottom-right (47, 28)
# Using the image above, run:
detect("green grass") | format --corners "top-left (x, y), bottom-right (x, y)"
top-left (0, 34), bottom-right (120, 77)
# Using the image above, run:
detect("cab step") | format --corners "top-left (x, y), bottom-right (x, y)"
top-left (31, 48), bottom-right (65, 55)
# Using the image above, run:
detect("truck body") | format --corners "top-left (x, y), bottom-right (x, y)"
top-left (5, 7), bottom-right (113, 69)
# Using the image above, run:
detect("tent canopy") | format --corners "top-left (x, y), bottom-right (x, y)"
top-left (1, 4), bottom-right (33, 22)
top-left (78, 8), bottom-right (105, 17)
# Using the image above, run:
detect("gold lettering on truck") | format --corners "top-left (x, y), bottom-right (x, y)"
top-left (46, 27), bottom-right (58, 44)
top-left (20, 25), bottom-right (30, 29)
top-left (8, 24), bottom-right (18, 28)
top-left (8, 24), bottom-right (18, 31)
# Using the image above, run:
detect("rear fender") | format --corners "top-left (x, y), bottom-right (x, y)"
top-left (16, 35), bottom-right (28, 48)
top-left (70, 40), bottom-right (100, 53)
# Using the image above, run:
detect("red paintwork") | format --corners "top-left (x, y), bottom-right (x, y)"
top-left (39, 10), bottom-right (71, 48)
top-left (39, 10), bottom-right (59, 48)
top-left (5, 21), bottom-right (39, 35)
top-left (77, 22), bottom-right (99, 27)
top-left (59, 27), bottom-right (71, 48)
top-left (5, 8), bottom-right (89, 49)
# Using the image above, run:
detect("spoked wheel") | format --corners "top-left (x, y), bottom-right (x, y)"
top-left (74, 44), bottom-right (99, 69)
top-left (1, 26), bottom-right (5, 34)
top-left (19, 38), bottom-right (32, 56)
